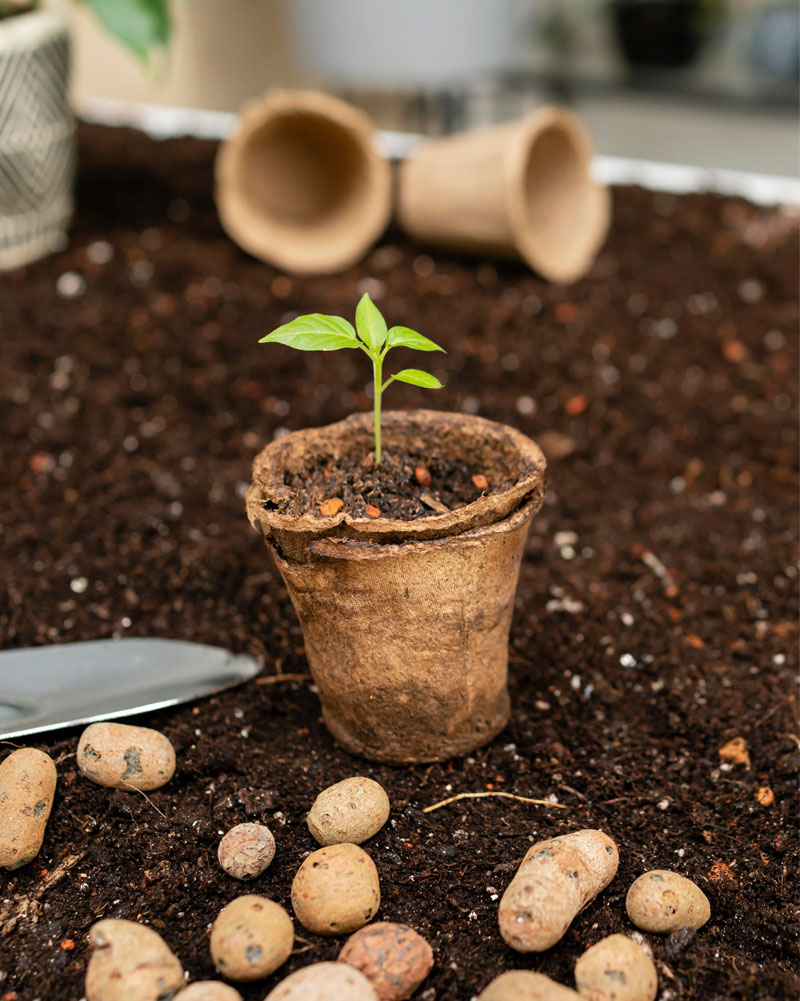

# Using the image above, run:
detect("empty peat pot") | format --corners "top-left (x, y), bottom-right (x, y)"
top-left (397, 107), bottom-right (610, 283)
top-left (215, 90), bottom-right (392, 274)
top-left (246, 410), bottom-right (546, 763)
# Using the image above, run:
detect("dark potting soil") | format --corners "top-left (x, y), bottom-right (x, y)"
top-left (284, 445), bottom-right (507, 520)
top-left (0, 122), bottom-right (798, 1001)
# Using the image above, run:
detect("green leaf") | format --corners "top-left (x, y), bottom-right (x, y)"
top-left (387, 326), bottom-right (446, 353)
top-left (82, 0), bottom-right (171, 63)
top-left (259, 313), bottom-right (358, 352)
top-left (391, 369), bottom-right (443, 389)
top-left (355, 293), bottom-right (387, 353)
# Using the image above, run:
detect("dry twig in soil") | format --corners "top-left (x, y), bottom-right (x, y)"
top-left (256, 673), bottom-right (312, 685)
top-left (423, 791), bottom-right (566, 814)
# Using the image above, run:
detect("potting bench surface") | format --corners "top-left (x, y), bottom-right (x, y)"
top-left (1, 123), bottom-right (797, 1000)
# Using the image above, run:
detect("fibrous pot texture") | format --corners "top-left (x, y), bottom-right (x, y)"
top-left (246, 410), bottom-right (545, 763)
top-left (215, 89), bottom-right (392, 274)
top-left (398, 107), bottom-right (609, 284)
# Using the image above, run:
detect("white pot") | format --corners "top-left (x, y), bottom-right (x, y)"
top-left (287, 0), bottom-right (524, 89)
top-left (0, 5), bottom-right (73, 270)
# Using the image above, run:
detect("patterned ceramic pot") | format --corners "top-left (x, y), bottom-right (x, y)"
top-left (0, 5), bottom-right (73, 270)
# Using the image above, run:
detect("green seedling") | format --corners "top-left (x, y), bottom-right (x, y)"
top-left (260, 293), bottom-right (445, 464)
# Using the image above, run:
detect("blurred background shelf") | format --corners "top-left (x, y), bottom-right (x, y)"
top-left (68, 0), bottom-right (799, 179)
top-left (79, 96), bottom-right (800, 206)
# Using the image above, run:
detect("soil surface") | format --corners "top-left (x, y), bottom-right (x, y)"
top-left (284, 444), bottom-right (505, 521)
top-left (0, 123), bottom-right (798, 1001)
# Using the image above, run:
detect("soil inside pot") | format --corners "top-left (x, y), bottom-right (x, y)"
top-left (0, 123), bottom-right (797, 1001)
top-left (283, 440), bottom-right (512, 520)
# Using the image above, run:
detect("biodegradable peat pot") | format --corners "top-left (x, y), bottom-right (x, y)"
top-left (0, 4), bottom-right (73, 270)
top-left (397, 107), bottom-right (610, 284)
top-left (246, 410), bottom-right (546, 764)
top-left (215, 90), bottom-right (392, 274)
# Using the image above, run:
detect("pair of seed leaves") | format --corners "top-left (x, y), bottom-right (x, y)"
top-left (259, 292), bottom-right (445, 391)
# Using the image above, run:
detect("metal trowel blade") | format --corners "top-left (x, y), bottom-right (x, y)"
top-left (0, 638), bottom-right (261, 740)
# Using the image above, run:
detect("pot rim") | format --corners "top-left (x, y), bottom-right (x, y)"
top-left (306, 490), bottom-right (541, 563)
top-left (505, 106), bottom-right (611, 284)
top-left (246, 408), bottom-right (546, 547)
top-left (215, 88), bottom-right (392, 274)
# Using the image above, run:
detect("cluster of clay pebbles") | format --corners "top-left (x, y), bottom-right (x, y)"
top-left (1, 734), bottom-right (712, 1001)
top-left (480, 828), bottom-right (711, 999)
top-left (83, 765), bottom-right (432, 1001)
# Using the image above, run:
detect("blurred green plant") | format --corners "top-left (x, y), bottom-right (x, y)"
top-left (0, 0), bottom-right (172, 65)
top-left (82, 0), bottom-right (171, 64)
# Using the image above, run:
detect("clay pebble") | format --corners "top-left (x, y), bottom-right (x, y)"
top-left (264, 961), bottom-right (379, 1001)
top-left (477, 971), bottom-right (580, 1000)
top-left (180, 983), bottom-right (243, 1001)
top-left (575, 934), bottom-right (657, 1001)
top-left (307, 776), bottom-right (390, 846)
top-left (77, 722), bottom-right (176, 791)
top-left (338, 921), bottom-right (433, 1001)
top-left (0, 747), bottom-right (57, 870)
top-left (626, 870), bottom-right (711, 933)
top-left (292, 842), bottom-right (380, 936)
top-left (85, 918), bottom-right (184, 1001)
top-left (210, 894), bottom-right (293, 981)
top-left (498, 829), bottom-right (619, 952)
top-left (218, 822), bottom-right (276, 879)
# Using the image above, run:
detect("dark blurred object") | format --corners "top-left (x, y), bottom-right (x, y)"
top-left (749, 4), bottom-right (800, 82)
top-left (0, 1), bottom-right (36, 17)
top-left (611, 0), bottom-right (723, 69)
